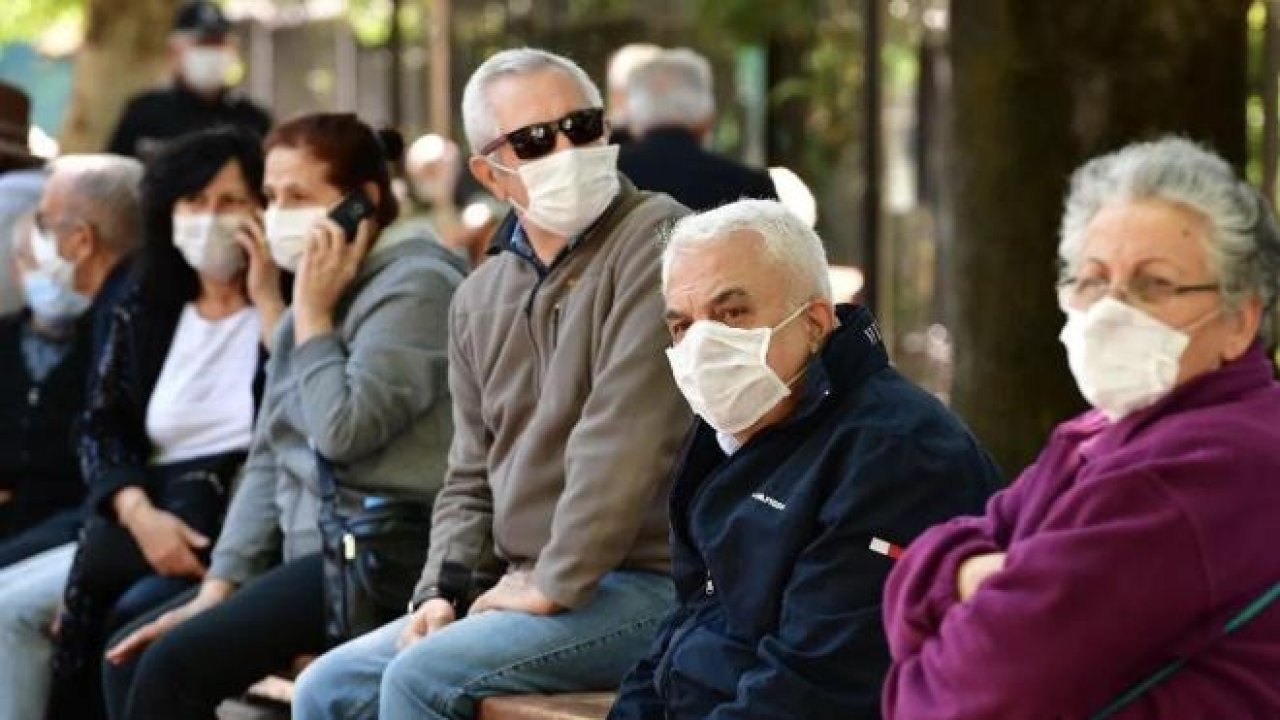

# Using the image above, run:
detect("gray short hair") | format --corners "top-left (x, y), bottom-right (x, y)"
top-left (1059, 137), bottom-right (1280, 332)
top-left (607, 43), bottom-right (663, 91)
top-left (627, 48), bottom-right (715, 134)
top-left (664, 199), bottom-right (833, 305)
top-left (50, 154), bottom-right (143, 256)
top-left (461, 48), bottom-right (604, 154)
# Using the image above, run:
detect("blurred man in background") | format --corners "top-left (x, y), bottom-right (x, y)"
top-left (106, 0), bottom-right (271, 161)
top-left (605, 43), bottom-right (662, 145)
top-left (0, 153), bottom-right (143, 569)
top-left (618, 48), bottom-right (776, 211)
top-left (387, 132), bottom-right (499, 269)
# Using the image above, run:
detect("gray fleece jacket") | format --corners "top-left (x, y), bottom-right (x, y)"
top-left (415, 179), bottom-right (693, 610)
top-left (209, 236), bottom-right (466, 584)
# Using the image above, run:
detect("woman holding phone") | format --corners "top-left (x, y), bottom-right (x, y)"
top-left (102, 113), bottom-right (465, 720)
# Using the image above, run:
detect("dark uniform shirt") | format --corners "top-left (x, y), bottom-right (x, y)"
top-left (106, 82), bottom-right (271, 160)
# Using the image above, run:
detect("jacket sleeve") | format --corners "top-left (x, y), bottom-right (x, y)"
top-left (880, 461), bottom-right (1037, 658)
top-left (290, 266), bottom-right (452, 469)
top-left (882, 429), bottom-right (1070, 657)
top-left (79, 305), bottom-right (150, 517)
top-left (105, 100), bottom-right (140, 157)
top-left (208, 371), bottom-right (284, 585)
top-left (531, 215), bottom-right (693, 609)
top-left (414, 297), bottom-right (495, 603)
top-left (705, 433), bottom-right (991, 720)
top-left (881, 468), bottom-right (1210, 720)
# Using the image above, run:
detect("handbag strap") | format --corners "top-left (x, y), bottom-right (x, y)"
top-left (1091, 580), bottom-right (1280, 719)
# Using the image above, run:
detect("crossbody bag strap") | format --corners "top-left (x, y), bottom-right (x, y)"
top-left (1091, 581), bottom-right (1280, 719)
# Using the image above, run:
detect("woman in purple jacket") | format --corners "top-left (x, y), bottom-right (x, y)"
top-left (882, 137), bottom-right (1280, 720)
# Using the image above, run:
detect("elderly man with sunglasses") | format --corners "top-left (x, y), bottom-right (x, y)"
top-left (293, 48), bottom-right (692, 720)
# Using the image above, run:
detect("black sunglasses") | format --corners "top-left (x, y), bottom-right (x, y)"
top-left (480, 108), bottom-right (606, 161)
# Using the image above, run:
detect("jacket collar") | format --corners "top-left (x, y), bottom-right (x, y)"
top-left (787, 303), bottom-right (890, 426)
top-left (1079, 341), bottom-right (1277, 460)
top-left (639, 127), bottom-right (700, 148)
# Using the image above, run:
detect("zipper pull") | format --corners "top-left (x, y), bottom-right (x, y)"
top-left (343, 533), bottom-right (356, 560)
top-left (704, 570), bottom-right (715, 596)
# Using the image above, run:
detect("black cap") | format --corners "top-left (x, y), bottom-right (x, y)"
top-left (173, 1), bottom-right (230, 40)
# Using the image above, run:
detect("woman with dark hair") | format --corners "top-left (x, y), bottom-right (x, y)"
top-left (42, 125), bottom-right (274, 720)
top-left (102, 112), bottom-right (464, 720)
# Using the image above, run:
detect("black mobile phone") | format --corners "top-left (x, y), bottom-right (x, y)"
top-left (329, 188), bottom-right (375, 242)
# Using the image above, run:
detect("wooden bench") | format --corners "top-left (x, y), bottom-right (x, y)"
top-left (478, 693), bottom-right (615, 720)
top-left (216, 675), bottom-right (614, 720)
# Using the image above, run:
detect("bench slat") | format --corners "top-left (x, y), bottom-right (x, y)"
top-left (478, 693), bottom-right (616, 720)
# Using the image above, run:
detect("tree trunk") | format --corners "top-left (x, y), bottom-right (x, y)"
top-left (58, 0), bottom-right (180, 152)
top-left (948, 0), bottom-right (1249, 476)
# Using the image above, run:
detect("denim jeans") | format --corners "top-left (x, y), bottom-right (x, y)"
top-left (0, 542), bottom-right (76, 720)
top-left (293, 570), bottom-right (675, 720)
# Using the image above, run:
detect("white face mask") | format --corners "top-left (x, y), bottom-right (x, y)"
top-left (264, 205), bottom-right (326, 272)
top-left (666, 304), bottom-right (809, 435)
top-left (491, 145), bottom-right (621, 238)
top-left (1059, 297), bottom-right (1217, 421)
top-left (173, 212), bottom-right (247, 281)
top-left (22, 269), bottom-right (91, 324)
top-left (30, 227), bottom-right (79, 293)
top-left (181, 46), bottom-right (231, 93)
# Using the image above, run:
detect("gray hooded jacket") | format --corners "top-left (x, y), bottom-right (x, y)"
top-left (209, 235), bottom-right (465, 584)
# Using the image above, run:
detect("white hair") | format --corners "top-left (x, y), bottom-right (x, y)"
top-left (627, 48), bottom-right (715, 135)
top-left (461, 48), bottom-right (604, 154)
top-left (1059, 137), bottom-right (1280, 333)
top-left (664, 199), bottom-right (833, 304)
top-left (607, 43), bottom-right (663, 91)
top-left (49, 153), bottom-right (143, 255)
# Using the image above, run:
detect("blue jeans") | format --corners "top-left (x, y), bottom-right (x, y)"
top-left (293, 570), bottom-right (675, 720)
top-left (0, 542), bottom-right (75, 720)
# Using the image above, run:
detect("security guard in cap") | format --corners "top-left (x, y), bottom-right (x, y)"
top-left (106, 0), bottom-right (271, 161)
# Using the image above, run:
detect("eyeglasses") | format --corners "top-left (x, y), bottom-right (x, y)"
top-left (479, 108), bottom-right (606, 161)
top-left (1057, 273), bottom-right (1221, 310)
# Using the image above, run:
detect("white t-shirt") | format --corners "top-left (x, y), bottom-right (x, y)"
top-left (146, 303), bottom-right (261, 465)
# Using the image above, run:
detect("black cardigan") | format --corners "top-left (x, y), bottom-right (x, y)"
top-left (0, 312), bottom-right (91, 522)
top-left (79, 284), bottom-right (267, 516)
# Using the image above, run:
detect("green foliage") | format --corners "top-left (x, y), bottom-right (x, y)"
top-left (692, 0), bottom-right (816, 44)
top-left (0, 0), bottom-right (83, 44)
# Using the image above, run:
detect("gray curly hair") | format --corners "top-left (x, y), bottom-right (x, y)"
top-left (1059, 136), bottom-right (1280, 339)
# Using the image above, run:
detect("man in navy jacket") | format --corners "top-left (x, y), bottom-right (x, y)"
top-left (608, 199), bottom-right (1002, 720)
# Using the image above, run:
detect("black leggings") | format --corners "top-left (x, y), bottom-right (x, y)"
top-left (48, 458), bottom-right (233, 720)
top-left (105, 553), bottom-right (326, 720)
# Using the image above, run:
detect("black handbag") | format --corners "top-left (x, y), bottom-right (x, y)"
top-left (316, 453), bottom-right (434, 648)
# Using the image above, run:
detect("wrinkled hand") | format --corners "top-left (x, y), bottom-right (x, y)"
top-left (106, 581), bottom-right (230, 664)
top-left (124, 504), bottom-right (209, 579)
top-left (469, 571), bottom-right (562, 617)
top-left (293, 218), bottom-right (376, 344)
top-left (397, 597), bottom-right (456, 653)
top-left (956, 551), bottom-right (1007, 602)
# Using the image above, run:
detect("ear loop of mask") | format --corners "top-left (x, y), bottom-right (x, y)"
top-left (485, 157), bottom-right (535, 218)
top-left (775, 302), bottom-right (815, 389)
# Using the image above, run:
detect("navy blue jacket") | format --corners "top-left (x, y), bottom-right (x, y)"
top-left (609, 305), bottom-right (1002, 720)
top-left (618, 128), bottom-right (777, 212)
